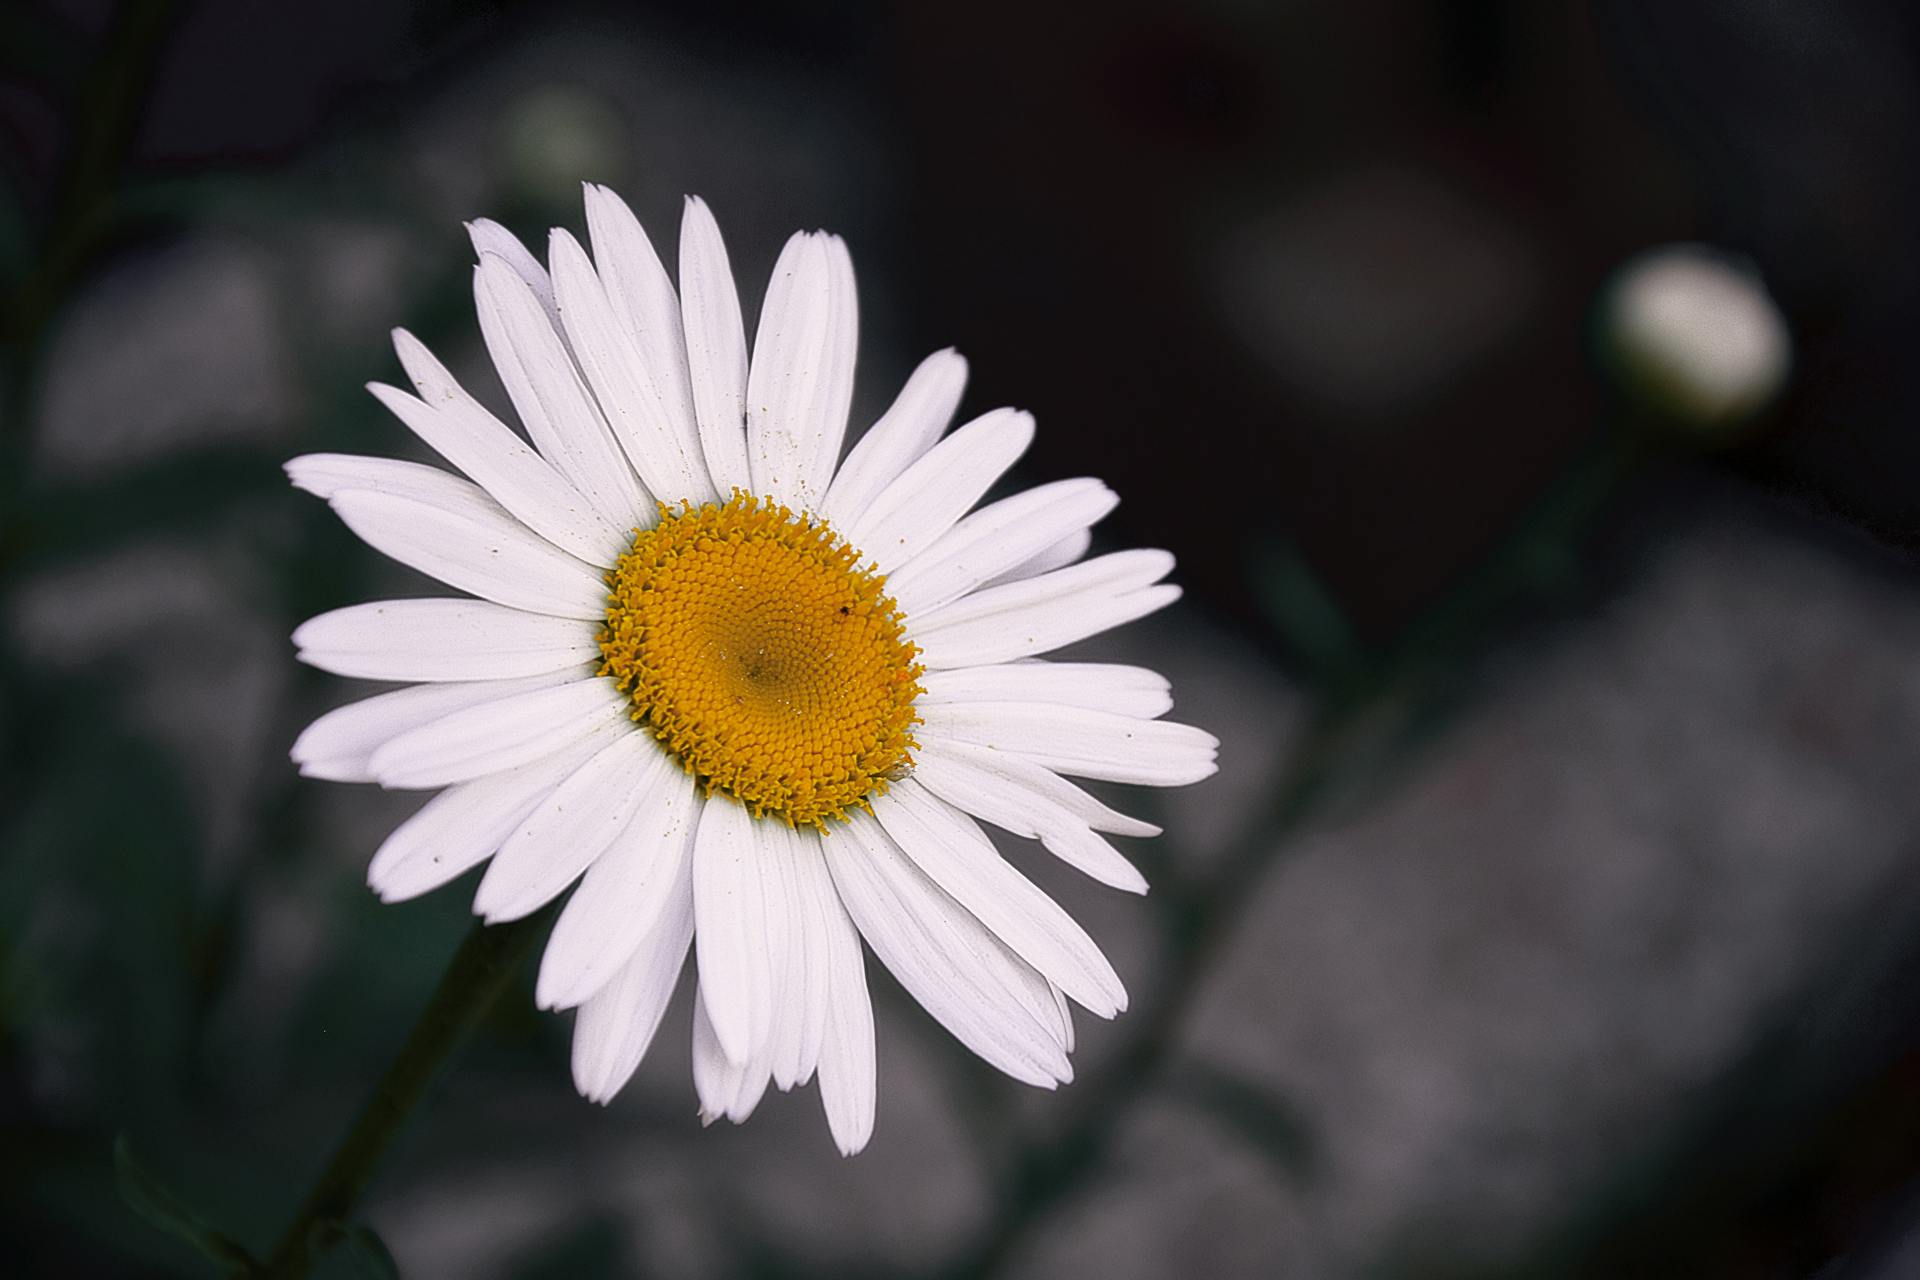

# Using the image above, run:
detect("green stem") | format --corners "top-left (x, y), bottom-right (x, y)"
top-left (264, 909), bottom-right (554, 1279)
top-left (945, 430), bottom-right (1645, 1280)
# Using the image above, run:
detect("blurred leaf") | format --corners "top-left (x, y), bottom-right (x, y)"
top-left (506, 1216), bottom-right (627, 1280)
top-left (0, 1), bottom-right (87, 84)
top-left (1249, 539), bottom-right (1365, 684)
top-left (306, 1219), bottom-right (401, 1280)
top-left (1168, 1061), bottom-right (1316, 1182)
top-left (114, 1135), bottom-right (258, 1275)
top-left (11, 443), bottom-right (287, 570)
top-left (345, 1225), bottom-right (402, 1280)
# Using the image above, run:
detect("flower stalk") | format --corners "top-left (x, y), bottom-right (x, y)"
top-left (264, 907), bottom-right (555, 1279)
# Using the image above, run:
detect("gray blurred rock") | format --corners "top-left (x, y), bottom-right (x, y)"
top-left (7, 538), bottom-right (290, 875)
top-left (32, 237), bottom-right (299, 479)
top-left (1128, 506), bottom-right (1920, 1278)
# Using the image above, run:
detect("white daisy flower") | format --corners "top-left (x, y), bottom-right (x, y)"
top-left (287, 185), bottom-right (1218, 1155)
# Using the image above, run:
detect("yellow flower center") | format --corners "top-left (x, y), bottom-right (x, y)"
top-left (599, 492), bottom-right (922, 828)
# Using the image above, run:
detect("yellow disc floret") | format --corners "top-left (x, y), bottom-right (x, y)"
top-left (599, 491), bottom-right (922, 828)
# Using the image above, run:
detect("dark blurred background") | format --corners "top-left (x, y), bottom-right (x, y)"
top-left (8, 1), bottom-right (1920, 1276)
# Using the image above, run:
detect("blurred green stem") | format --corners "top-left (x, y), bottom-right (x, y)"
top-left (264, 909), bottom-right (554, 1279)
top-left (946, 427), bottom-right (1644, 1280)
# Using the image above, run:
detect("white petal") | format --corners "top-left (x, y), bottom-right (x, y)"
top-left (984, 526), bottom-right (1092, 588)
top-left (550, 227), bottom-right (715, 504)
top-left (843, 407), bottom-right (1034, 572)
top-left (1048, 983), bottom-right (1076, 1055)
top-left (783, 826), bottom-right (837, 1088)
top-left (678, 196), bottom-right (752, 496)
top-left (293, 599), bottom-right (596, 682)
top-left (327, 485), bottom-right (608, 621)
top-left (911, 737), bottom-right (1160, 837)
top-left (473, 253), bottom-right (650, 531)
top-left (290, 668), bottom-right (590, 782)
top-left (885, 478), bottom-right (1117, 617)
top-left (692, 986), bottom-right (772, 1124)
top-left (918, 702), bottom-right (1217, 788)
top-left (538, 752), bottom-right (699, 1011)
top-left (287, 453), bottom-right (466, 504)
top-left (743, 232), bottom-right (835, 509)
top-left (821, 349), bottom-right (968, 527)
top-left (763, 822), bottom-right (815, 1092)
top-left (824, 812), bottom-right (1072, 1085)
top-left (466, 218), bottom-right (558, 329)
top-left (872, 782), bottom-right (1126, 1017)
top-left (690, 798), bottom-right (786, 1064)
top-left (583, 184), bottom-right (705, 474)
top-left (570, 874), bottom-right (694, 1103)
top-left (813, 867), bottom-right (876, 1155)
top-left (910, 550), bottom-right (1179, 669)
top-left (911, 745), bottom-right (1149, 894)
top-left (366, 729), bottom-right (616, 902)
top-left (803, 234), bottom-right (859, 503)
top-left (916, 661), bottom-right (1173, 721)
top-left (474, 728), bottom-right (661, 923)
top-left (913, 548), bottom-right (1174, 632)
top-left (368, 677), bottom-right (627, 789)
top-left (378, 331), bottom-right (622, 564)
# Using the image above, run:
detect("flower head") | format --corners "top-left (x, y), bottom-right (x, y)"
top-left (288, 185), bottom-right (1217, 1153)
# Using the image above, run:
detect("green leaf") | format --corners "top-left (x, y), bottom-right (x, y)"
top-left (344, 1224), bottom-right (402, 1280)
top-left (305, 1219), bottom-right (402, 1280)
top-left (1250, 540), bottom-right (1364, 680)
top-left (1169, 1062), bottom-right (1316, 1181)
top-left (113, 1135), bottom-right (259, 1275)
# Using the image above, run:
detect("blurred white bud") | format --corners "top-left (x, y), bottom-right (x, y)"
top-left (501, 86), bottom-right (630, 207)
top-left (1601, 244), bottom-right (1791, 436)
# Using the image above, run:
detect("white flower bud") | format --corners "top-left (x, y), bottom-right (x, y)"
top-left (1602, 244), bottom-right (1791, 434)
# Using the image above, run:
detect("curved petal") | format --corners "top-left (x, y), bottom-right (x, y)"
top-left (885, 478), bottom-right (1117, 616)
top-left (570, 872), bottom-right (694, 1104)
top-left (910, 736), bottom-right (1160, 837)
top-left (291, 667), bottom-right (592, 782)
top-left (538, 750), bottom-right (699, 1010)
top-left (550, 227), bottom-right (715, 505)
top-left (293, 599), bottom-right (597, 682)
top-left (365, 728), bottom-right (618, 902)
top-left (473, 253), bottom-right (650, 532)
top-left (691, 797), bottom-right (788, 1064)
top-left (692, 985), bottom-right (772, 1124)
top-left (916, 661), bottom-right (1173, 721)
top-left (984, 527), bottom-right (1092, 588)
top-left (814, 865), bottom-right (876, 1155)
top-left (744, 231), bottom-right (835, 509)
top-left (378, 330), bottom-right (622, 564)
top-left (802, 233), bottom-right (859, 503)
top-left (583, 184), bottom-right (704, 471)
top-left (911, 744), bottom-right (1149, 894)
top-left (821, 349), bottom-right (968, 527)
top-left (678, 195), bottom-right (752, 496)
top-left (909, 550), bottom-right (1179, 669)
top-left (844, 407), bottom-right (1034, 573)
top-left (368, 676), bottom-right (628, 789)
top-left (824, 812), bottom-right (1071, 1086)
top-left (467, 217), bottom-right (558, 328)
top-left (917, 702), bottom-right (1217, 787)
top-left (288, 453), bottom-right (467, 504)
top-left (327, 483), bottom-right (609, 620)
top-left (763, 822), bottom-right (818, 1092)
top-left (474, 728), bottom-right (662, 923)
top-left (872, 782), bottom-right (1126, 1017)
